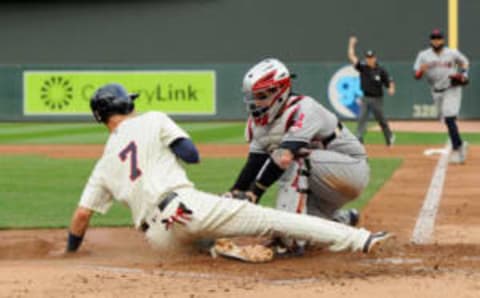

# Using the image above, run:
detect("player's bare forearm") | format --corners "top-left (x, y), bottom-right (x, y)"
top-left (388, 82), bottom-right (396, 96)
top-left (66, 207), bottom-right (93, 253)
top-left (348, 36), bottom-right (359, 65)
top-left (69, 207), bottom-right (93, 238)
top-left (458, 63), bottom-right (469, 73)
top-left (414, 64), bottom-right (428, 79)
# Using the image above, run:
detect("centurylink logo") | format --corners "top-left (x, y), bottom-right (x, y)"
top-left (327, 65), bottom-right (363, 118)
top-left (40, 76), bottom-right (74, 110)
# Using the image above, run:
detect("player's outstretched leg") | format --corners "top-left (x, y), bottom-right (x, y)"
top-left (147, 189), bottom-right (394, 258)
top-left (191, 190), bottom-right (393, 253)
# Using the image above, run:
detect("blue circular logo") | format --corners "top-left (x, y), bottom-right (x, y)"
top-left (328, 65), bottom-right (363, 118)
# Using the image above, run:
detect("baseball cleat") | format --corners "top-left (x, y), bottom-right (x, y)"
top-left (449, 149), bottom-right (464, 164)
top-left (362, 231), bottom-right (395, 253)
top-left (332, 208), bottom-right (360, 227)
top-left (387, 133), bottom-right (396, 147)
top-left (449, 141), bottom-right (469, 164)
top-left (270, 237), bottom-right (306, 258)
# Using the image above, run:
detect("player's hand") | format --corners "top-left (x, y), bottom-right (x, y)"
top-left (221, 191), bottom-right (234, 198)
top-left (449, 73), bottom-right (469, 86)
top-left (349, 36), bottom-right (358, 45)
top-left (222, 189), bottom-right (245, 199)
top-left (387, 86), bottom-right (395, 96)
top-left (224, 190), bottom-right (257, 203)
top-left (420, 64), bottom-right (429, 72)
top-left (245, 191), bottom-right (258, 204)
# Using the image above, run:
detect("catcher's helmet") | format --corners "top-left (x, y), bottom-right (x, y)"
top-left (242, 58), bottom-right (292, 125)
top-left (90, 83), bottom-right (139, 123)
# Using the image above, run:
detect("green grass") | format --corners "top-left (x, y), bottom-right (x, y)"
top-left (0, 156), bottom-right (400, 229)
top-left (343, 158), bottom-right (402, 210)
top-left (1, 121), bottom-right (478, 145)
top-left (0, 123), bottom-right (108, 144)
top-left (0, 121), bottom-right (476, 229)
top-left (0, 122), bottom-right (246, 144)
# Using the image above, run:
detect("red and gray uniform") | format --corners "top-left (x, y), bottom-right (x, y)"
top-left (247, 95), bottom-right (369, 218)
top-left (414, 47), bottom-right (469, 117)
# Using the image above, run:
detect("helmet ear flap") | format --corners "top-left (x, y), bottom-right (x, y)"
top-left (90, 84), bottom-right (138, 123)
top-left (126, 100), bottom-right (135, 114)
top-left (91, 96), bottom-right (113, 123)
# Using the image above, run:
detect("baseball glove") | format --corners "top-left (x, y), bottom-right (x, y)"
top-left (450, 73), bottom-right (469, 86)
top-left (210, 238), bottom-right (274, 263)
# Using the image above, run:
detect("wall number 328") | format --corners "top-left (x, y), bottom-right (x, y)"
top-left (412, 104), bottom-right (438, 118)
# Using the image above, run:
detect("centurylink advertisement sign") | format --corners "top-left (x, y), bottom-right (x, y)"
top-left (23, 71), bottom-right (216, 115)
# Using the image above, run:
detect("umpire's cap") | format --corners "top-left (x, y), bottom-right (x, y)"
top-left (365, 50), bottom-right (376, 57)
top-left (430, 29), bottom-right (444, 39)
top-left (90, 83), bottom-right (139, 123)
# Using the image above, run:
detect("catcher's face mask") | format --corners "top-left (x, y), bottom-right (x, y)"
top-left (242, 58), bottom-right (292, 121)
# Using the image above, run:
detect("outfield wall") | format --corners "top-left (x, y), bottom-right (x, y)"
top-left (1, 62), bottom-right (479, 121)
top-left (1, 0), bottom-right (479, 63)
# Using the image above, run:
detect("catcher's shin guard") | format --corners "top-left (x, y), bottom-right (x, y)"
top-left (274, 158), bottom-right (311, 254)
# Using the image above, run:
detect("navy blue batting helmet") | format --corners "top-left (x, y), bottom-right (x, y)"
top-left (90, 83), bottom-right (139, 123)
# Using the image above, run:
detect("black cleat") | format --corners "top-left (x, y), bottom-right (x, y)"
top-left (362, 231), bottom-right (394, 253)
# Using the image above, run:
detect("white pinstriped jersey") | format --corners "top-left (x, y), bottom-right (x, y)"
top-left (414, 47), bottom-right (469, 90)
top-left (78, 112), bottom-right (193, 228)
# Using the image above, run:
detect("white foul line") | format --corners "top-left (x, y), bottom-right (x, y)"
top-left (411, 145), bottom-right (450, 244)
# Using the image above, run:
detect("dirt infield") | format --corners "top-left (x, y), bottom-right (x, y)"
top-left (1, 142), bottom-right (480, 297)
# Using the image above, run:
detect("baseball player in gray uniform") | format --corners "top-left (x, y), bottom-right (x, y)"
top-left (414, 29), bottom-right (470, 164)
top-left (65, 83), bottom-right (391, 258)
top-left (227, 58), bottom-right (371, 253)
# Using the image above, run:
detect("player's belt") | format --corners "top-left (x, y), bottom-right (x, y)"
top-left (322, 122), bottom-right (344, 148)
top-left (140, 191), bottom-right (178, 232)
top-left (433, 87), bottom-right (448, 93)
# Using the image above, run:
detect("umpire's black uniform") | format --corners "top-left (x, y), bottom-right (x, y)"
top-left (355, 55), bottom-right (394, 146)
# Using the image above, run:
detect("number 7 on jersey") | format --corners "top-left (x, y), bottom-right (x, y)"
top-left (119, 141), bottom-right (142, 181)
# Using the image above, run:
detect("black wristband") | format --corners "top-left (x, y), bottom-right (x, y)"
top-left (251, 182), bottom-right (267, 199)
top-left (250, 158), bottom-right (285, 199)
top-left (66, 231), bottom-right (84, 252)
top-left (279, 141), bottom-right (309, 157)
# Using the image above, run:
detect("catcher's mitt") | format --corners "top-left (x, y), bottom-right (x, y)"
top-left (210, 238), bottom-right (274, 263)
top-left (449, 73), bottom-right (469, 86)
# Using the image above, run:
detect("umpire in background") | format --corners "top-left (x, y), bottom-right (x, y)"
top-left (348, 36), bottom-right (396, 146)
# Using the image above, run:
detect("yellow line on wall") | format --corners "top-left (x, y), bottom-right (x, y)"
top-left (448, 0), bottom-right (458, 49)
